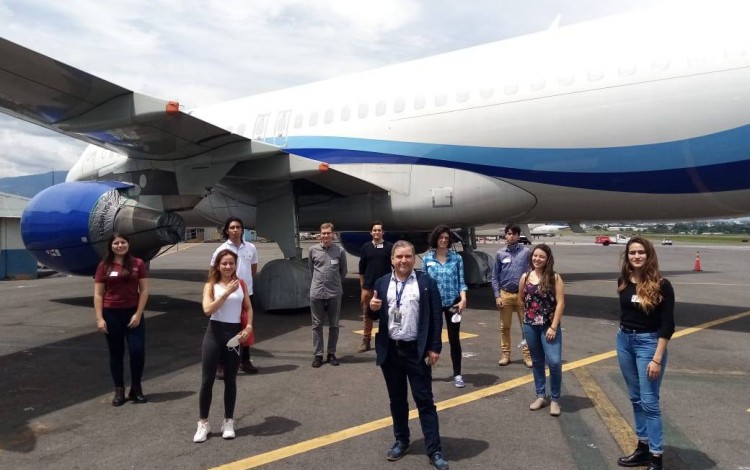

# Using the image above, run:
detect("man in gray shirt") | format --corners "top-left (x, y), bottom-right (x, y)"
top-left (309, 222), bottom-right (348, 368)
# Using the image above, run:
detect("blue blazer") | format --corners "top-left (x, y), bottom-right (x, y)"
top-left (368, 270), bottom-right (443, 366)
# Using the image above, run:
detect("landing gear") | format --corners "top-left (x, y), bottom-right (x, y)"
top-left (456, 227), bottom-right (493, 287)
top-left (254, 182), bottom-right (311, 311)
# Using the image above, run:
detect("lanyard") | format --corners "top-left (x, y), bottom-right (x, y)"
top-left (393, 277), bottom-right (407, 309)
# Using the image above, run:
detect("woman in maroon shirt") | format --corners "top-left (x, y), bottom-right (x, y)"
top-left (94, 233), bottom-right (149, 406)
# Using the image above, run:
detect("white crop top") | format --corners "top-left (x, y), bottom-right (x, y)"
top-left (210, 283), bottom-right (243, 323)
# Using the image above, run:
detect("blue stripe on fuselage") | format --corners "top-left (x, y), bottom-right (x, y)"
top-left (281, 125), bottom-right (750, 194)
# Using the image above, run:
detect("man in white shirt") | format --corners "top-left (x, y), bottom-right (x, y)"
top-left (210, 217), bottom-right (259, 375)
top-left (368, 241), bottom-right (449, 470)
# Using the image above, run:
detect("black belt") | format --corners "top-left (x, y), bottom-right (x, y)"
top-left (619, 326), bottom-right (657, 334)
top-left (389, 339), bottom-right (417, 347)
top-left (501, 288), bottom-right (518, 294)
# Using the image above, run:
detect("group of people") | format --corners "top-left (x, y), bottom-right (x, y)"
top-left (92, 220), bottom-right (674, 470)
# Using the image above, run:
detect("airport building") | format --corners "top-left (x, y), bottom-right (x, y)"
top-left (0, 192), bottom-right (37, 279)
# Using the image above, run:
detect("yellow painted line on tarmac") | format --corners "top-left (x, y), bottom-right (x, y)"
top-left (573, 367), bottom-right (635, 453)
top-left (211, 310), bottom-right (750, 470)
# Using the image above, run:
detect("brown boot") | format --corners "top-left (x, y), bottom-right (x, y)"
top-left (357, 338), bottom-right (371, 352)
top-left (112, 387), bottom-right (125, 406)
top-left (523, 350), bottom-right (533, 368)
top-left (498, 352), bottom-right (510, 366)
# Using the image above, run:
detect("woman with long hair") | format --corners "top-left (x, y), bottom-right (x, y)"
top-left (422, 225), bottom-right (468, 388)
top-left (194, 249), bottom-right (252, 443)
top-left (615, 237), bottom-right (674, 470)
top-left (518, 244), bottom-right (565, 416)
top-left (94, 233), bottom-right (149, 406)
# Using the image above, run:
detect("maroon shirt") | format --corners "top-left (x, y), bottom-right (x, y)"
top-left (94, 257), bottom-right (148, 308)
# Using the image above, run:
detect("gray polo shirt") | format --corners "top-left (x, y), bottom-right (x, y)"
top-left (308, 243), bottom-right (348, 299)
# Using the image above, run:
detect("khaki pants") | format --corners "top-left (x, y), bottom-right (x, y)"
top-left (360, 288), bottom-right (374, 341)
top-left (498, 290), bottom-right (529, 354)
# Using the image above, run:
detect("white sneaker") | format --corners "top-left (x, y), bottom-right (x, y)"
top-left (454, 375), bottom-right (465, 388)
top-left (221, 418), bottom-right (235, 439)
top-left (193, 421), bottom-right (210, 443)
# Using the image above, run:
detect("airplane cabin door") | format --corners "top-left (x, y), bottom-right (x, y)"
top-left (273, 109), bottom-right (291, 147)
top-left (253, 113), bottom-right (270, 142)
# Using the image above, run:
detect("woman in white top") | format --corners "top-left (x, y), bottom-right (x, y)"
top-left (193, 249), bottom-right (252, 443)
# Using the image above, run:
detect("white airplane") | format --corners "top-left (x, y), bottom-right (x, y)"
top-left (2, 1), bottom-right (750, 309)
top-left (529, 224), bottom-right (570, 237)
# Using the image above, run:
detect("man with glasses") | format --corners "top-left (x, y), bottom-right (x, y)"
top-left (308, 222), bottom-right (348, 367)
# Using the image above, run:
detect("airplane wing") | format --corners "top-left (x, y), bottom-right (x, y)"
top-left (0, 37), bottom-right (278, 161)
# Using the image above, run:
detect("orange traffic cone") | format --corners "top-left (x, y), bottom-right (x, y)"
top-left (693, 251), bottom-right (702, 272)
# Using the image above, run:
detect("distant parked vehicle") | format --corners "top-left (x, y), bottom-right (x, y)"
top-left (661, 238), bottom-right (673, 245)
top-left (595, 234), bottom-right (631, 246)
top-left (519, 235), bottom-right (532, 245)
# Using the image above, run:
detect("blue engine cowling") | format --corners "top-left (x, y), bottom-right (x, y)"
top-left (21, 181), bottom-right (185, 276)
top-left (339, 231), bottom-right (430, 258)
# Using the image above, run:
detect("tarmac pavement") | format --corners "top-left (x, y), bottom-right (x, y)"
top-left (0, 236), bottom-right (748, 470)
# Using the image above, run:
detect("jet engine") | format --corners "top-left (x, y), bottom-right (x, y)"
top-left (21, 181), bottom-right (185, 275)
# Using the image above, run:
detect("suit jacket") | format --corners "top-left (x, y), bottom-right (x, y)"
top-left (368, 270), bottom-right (443, 366)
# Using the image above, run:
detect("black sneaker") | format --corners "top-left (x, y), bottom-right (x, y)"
top-left (240, 361), bottom-right (259, 374)
top-left (430, 451), bottom-right (449, 470)
top-left (326, 354), bottom-right (340, 366)
top-left (386, 441), bottom-right (409, 461)
top-left (312, 356), bottom-right (324, 368)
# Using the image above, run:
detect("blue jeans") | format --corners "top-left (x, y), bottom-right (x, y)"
top-left (522, 323), bottom-right (562, 400)
top-left (617, 329), bottom-right (667, 454)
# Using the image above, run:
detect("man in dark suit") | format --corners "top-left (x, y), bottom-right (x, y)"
top-left (368, 240), bottom-right (449, 470)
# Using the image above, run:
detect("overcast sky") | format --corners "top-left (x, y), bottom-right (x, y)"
top-left (0, 0), bottom-right (667, 178)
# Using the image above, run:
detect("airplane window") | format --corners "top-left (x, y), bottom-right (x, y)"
top-left (394, 97), bottom-right (405, 113)
top-left (341, 106), bottom-right (351, 121)
top-left (435, 93), bottom-right (447, 107)
top-left (480, 87), bottom-right (494, 99)
top-left (376, 100), bottom-right (387, 116)
top-left (309, 112), bottom-right (319, 126)
top-left (558, 75), bottom-right (575, 86)
top-left (414, 94), bottom-right (426, 110)
top-left (456, 90), bottom-right (469, 103)
top-left (294, 114), bottom-right (304, 128)
top-left (504, 83), bottom-right (519, 95)
top-left (652, 59), bottom-right (670, 71)
top-left (530, 78), bottom-right (546, 90)
top-left (324, 109), bottom-right (334, 124)
top-left (587, 70), bottom-right (604, 81)
top-left (358, 103), bottom-right (369, 119)
top-left (618, 65), bottom-right (636, 76)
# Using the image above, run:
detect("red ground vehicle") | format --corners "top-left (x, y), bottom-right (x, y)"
top-left (595, 234), bottom-right (631, 246)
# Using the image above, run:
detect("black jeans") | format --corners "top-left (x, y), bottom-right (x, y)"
top-left (199, 320), bottom-right (241, 419)
top-left (442, 307), bottom-right (462, 376)
top-left (103, 307), bottom-right (145, 389)
top-left (380, 340), bottom-right (442, 456)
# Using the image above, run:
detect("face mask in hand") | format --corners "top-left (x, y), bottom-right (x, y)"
top-left (226, 334), bottom-right (241, 355)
